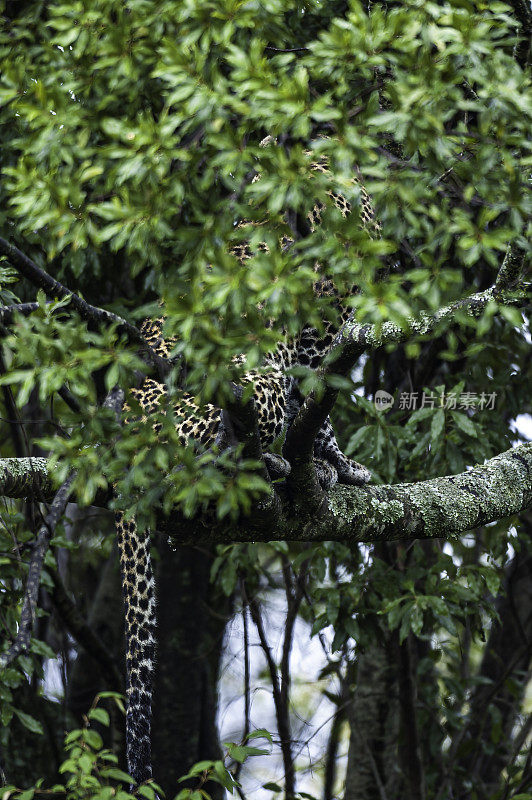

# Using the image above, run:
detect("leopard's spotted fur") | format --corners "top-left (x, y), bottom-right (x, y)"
top-left (116, 143), bottom-right (377, 784)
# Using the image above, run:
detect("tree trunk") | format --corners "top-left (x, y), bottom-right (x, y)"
top-left (454, 519), bottom-right (532, 798)
top-left (152, 538), bottom-right (230, 798)
top-left (344, 637), bottom-right (399, 800)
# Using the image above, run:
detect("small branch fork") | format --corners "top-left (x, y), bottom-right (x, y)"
top-left (284, 245), bottom-right (529, 492)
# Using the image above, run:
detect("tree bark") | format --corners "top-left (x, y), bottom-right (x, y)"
top-left (0, 457), bottom-right (52, 500)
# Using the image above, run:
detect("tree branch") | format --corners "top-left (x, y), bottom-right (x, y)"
top-left (245, 586), bottom-right (295, 798)
top-left (396, 635), bottom-right (425, 800)
top-left (2, 443), bottom-right (531, 544)
top-left (166, 442), bottom-right (532, 544)
top-left (0, 236), bottom-right (169, 378)
top-left (311, 442), bottom-right (532, 543)
top-left (0, 457), bottom-right (54, 500)
top-left (0, 473), bottom-right (74, 669)
top-left (494, 245), bottom-right (526, 294)
top-left (0, 303), bottom-right (40, 326)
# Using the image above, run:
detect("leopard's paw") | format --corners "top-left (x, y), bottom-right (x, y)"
top-left (263, 453), bottom-right (291, 480)
top-left (336, 458), bottom-right (371, 486)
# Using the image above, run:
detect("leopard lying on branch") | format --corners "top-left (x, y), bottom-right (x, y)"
top-left (116, 139), bottom-right (377, 784)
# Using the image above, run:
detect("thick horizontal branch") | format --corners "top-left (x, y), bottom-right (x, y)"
top-left (321, 442), bottom-right (532, 542)
top-left (0, 236), bottom-right (168, 378)
top-left (164, 442), bottom-right (532, 544)
top-left (2, 443), bottom-right (531, 544)
top-left (0, 389), bottom-right (123, 502)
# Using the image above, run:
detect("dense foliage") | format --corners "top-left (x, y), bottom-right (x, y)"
top-left (0, 0), bottom-right (530, 798)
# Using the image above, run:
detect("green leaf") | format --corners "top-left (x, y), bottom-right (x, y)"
top-left (451, 411), bottom-right (478, 438)
top-left (137, 788), bottom-right (156, 800)
top-left (13, 709), bottom-right (43, 735)
top-left (88, 707), bottom-right (110, 727)
top-left (99, 768), bottom-right (133, 783)
top-left (430, 408), bottom-right (445, 443)
top-left (246, 729), bottom-right (273, 743)
top-left (213, 761), bottom-right (235, 793)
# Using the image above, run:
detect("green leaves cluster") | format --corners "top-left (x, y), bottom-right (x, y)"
top-left (3, 692), bottom-right (158, 800)
top-left (0, 0), bottom-right (529, 523)
top-left (2, 692), bottom-right (272, 800)
top-left (176, 730), bottom-right (271, 800)
top-left (1, 0), bottom-right (530, 388)
top-left (0, 293), bottom-right (142, 408)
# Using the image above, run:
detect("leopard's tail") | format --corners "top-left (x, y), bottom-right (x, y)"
top-left (115, 514), bottom-right (157, 784)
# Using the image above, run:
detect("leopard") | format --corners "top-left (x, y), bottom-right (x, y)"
top-left (115, 140), bottom-right (378, 785)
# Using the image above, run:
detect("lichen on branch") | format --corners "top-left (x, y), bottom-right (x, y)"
top-left (0, 457), bottom-right (53, 501)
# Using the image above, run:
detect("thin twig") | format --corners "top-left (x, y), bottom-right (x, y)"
top-left (48, 560), bottom-right (123, 690)
top-left (57, 385), bottom-right (82, 414)
top-left (264, 46), bottom-right (310, 53)
top-left (244, 582), bottom-right (295, 798)
top-left (234, 583), bottom-right (251, 783)
top-left (0, 473), bottom-right (74, 669)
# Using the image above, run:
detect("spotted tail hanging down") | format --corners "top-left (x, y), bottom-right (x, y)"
top-left (115, 513), bottom-right (157, 784)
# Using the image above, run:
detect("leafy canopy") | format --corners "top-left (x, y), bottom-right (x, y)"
top-left (0, 0), bottom-right (529, 524)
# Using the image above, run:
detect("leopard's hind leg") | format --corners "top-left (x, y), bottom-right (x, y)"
top-left (314, 417), bottom-right (371, 486)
